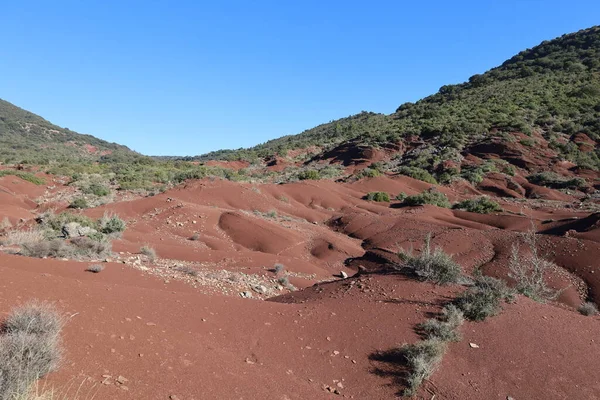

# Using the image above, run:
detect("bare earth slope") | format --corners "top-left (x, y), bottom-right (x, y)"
top-left (1, 171), bottom-right (600, 399)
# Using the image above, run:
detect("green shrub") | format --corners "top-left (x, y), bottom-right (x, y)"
top-left (68, 198), bottom-right (89, 209)
top-left (399, 234), bottom-right (462, 284)
top-left (298, 170), bottom-right (321, 180)
top-left (454, 276), bottom-right (514, 321)
top-left (83, 183), bottom-right (110, 196)
top-left (526, 172), bottom-right (587, 190)
top-left (397, 166), bottom-right (438, 184)
top-left (398, 339), bottom-right (447, 396)
top-left (42, 212), bottom-right (96, 232)
top-left (98, 214), bottom-right (126, 235)
top-left (417, 305), bottom-right (464, 342)
top-left (395, 192), bottom-right (407, 201)
top-left (403, 189), bottom-right (450, 208)
top-left (365, 191), bottom-right (390, 202)
top-left (357, 168), bottom-right (381, 179)
top-left (453, 196), bottom-right (502, 214)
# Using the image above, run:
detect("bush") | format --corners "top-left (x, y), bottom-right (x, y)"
top-left (397, 166), bottom-right (438, 184)
top-left (365, 191), bottom-right (390, 202)
top-left (578, 302), bottom-right (598, 316)
top-left (508, 231), bottom-right (559, 302)
top-left (4, 302), bottom-right (63, 337)
top-left (454, 276), bottom-right (514, 321)
top-left (417, 305), bottom-right (464, 342)
top-left (403, 189), bottom-right (450, 208)
top-left (453, 196), bottom-right (502, 214)
top-left (399, 234), bottom-right (462, 284)
top-left (399, 339), bottom-right (447, 396)
top-left (0, 302), bottom-right (63, 399)
top-left (526, 172), bottom-right (587, 190)
top-left (98, 214), bottom-right (126, 235)
top-left (140, 245), bottom-right (157, 262)
top-left (83, 183), bottom-right (110, 197)
top-left (68, 198), bottom-right (89, 209)
top-left (20, 236), bottom-right (111, 260)
top-left (298, 170), bottom-right (320, 180)
top-left (357, 168), bottom-right (381, 179)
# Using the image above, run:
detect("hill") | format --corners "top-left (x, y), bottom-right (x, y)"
top-left (197, 26), bottom-right (600, 175)
top-left (0, 98), bottom-right (135, 164)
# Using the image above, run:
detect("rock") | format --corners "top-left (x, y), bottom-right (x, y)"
top-left (240, 291), bottom-right (253, 299)
top-left (252, 285), bottom-right (267, 294)
top-left (169, 396), bottom-right (180, 400)
top-left (116, 376), bottom-right (128, 384)
top-left (340, 271), bottom-right (348, 279)
top-left (469, 342), bottom-right (480, 348)
top-left (62, 222), bottom-right (97, 238)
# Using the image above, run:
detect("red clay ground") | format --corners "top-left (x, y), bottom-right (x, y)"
top-left (1, 171), bottom-right (600, 399)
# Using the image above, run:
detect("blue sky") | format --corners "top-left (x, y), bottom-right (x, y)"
top-left (1, 1), bottom-right (599, 156)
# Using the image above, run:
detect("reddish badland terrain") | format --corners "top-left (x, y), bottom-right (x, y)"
top-left (1, 141), bottom-right (600, 399)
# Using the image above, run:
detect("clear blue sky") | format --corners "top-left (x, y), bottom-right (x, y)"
top-left (1, 1), bottom-right (598, 156)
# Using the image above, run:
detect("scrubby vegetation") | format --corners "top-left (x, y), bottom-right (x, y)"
top-left (508, 230), bottom-right (560, 302)
top-left (365, 191), bottom-right (390, 202)
top-left (4, 211), bottom-right (125, 261)
top-left (453, 196), bottom-right (502, 214)
top-left (454, 276), bottom-right (514, 321)
top-left (0, 170), bottom-right (45, 185)
top-left (0, 301), bottom-right (63, 399)
top-left (396, 166), bottom-right (437, 184)
top-left (398, 234), bottom-right (462, 284)
top-left (398, 339), bottom-right (447, 396)
top-left (193, 27), bottom-right (600, 177)
top-left (402, 189), bottom-right (450, 208)
top-left (417, 305), bottom-right (464, 342)
top-left (526, 172), bottom-right (587, 190)
top-left (140, 245), bottom-right (157, 262)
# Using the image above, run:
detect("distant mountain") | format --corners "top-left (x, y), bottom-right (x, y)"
top-left (197, 26), bottom-right (600, 173)
top-left (0, 99), bottom-right (136, 164)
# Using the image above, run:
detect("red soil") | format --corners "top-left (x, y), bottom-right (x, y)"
top-left (1, 169), bottom-right (600, 399)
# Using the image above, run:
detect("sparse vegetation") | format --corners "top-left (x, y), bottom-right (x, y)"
top-left (417, 305), bottom-right (464, 342)
top-left (526, 172), bottom-right (587, 190)
top-left (508, 230), bottom-right (560, 302)
top-left (402, 189), bottom-right (450, 208)
top-left (274, 263), bottom-right (286, 274)
top-left (0, 170), bottom-right (45, 185)
top-left (190, 233), bottom-right (200, 241)
top-left (98, 213), bottom-right (126, 235)
top-left (578, 301), bottom-right (598, 316)
top-left (68, 198), bottom-right (89, 209)
top-left (298, 170), bottom-right (320, 180)
top-left (396, 166), bottom-right (437, 184)
top-left (140, 245), bottom-right (157, 262)
top-left (365, 192), bottom-right (390, 202)
top-left (453, 196), bottom-right (502, 214)
top-left (454, 275), bottom-right (514, 321)
top-left (357, 168), bottom-right (381, 179)
top-left (398, 339), bottom-right (447, 396)
top-left (0, 301), bottom-right (63, 399)
top-left (398, 234), bottom-right (462, 284)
